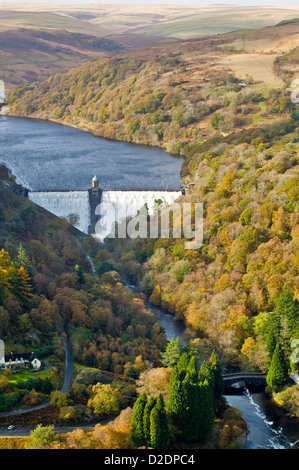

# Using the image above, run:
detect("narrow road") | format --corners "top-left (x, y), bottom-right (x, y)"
top-left (0, 420), bottom-right (111, 438)
top-left (60, 331), bottom-right (74, 394)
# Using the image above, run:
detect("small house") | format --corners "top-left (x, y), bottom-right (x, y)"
top-left (0, 340), bottom-right (41, 371)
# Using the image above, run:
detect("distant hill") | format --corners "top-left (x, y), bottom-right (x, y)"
top-left (0, 19), bottom-right (129, 87)
top-left (277, 18), bottom-right (299, 26)
top-left (1, 4), bottom-right (299, 87)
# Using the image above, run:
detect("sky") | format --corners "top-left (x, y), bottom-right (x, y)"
top-left (3, 0), bottom-right (299, 7)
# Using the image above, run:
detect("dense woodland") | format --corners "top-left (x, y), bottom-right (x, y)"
top-left (2, 26), bottom-right (299, 446)
top-left (0, 166), bottom-right (166, 412)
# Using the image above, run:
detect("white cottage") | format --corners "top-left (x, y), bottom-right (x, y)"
top-left (0, 340), bottom-right (41, 371)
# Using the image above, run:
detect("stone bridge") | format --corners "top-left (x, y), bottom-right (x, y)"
top-left (223, 373), bottom-right (267, 394)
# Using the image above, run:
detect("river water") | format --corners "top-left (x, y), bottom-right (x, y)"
top-left (1, 115), bottom-right (298, 449)
top-left (126, 278), bottom-right (299, 449)
top-left (145, 297), bottom-right (299, 449)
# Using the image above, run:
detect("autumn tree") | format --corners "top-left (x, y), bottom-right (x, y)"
top-left (29, 425), bottom-right (57, 449)
top-left (88, 384), bottom-right (121, 417)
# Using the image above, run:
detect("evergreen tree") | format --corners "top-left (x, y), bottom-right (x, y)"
top-left (199, 361), bottom-right (215, 391)
top-left (266, 342), bottom-right (289, 388)
top-left (186, 354), bottom-right (198, 382)
top-left (265, 328), bottom-right (277, 359)
top-left (274, 290), bottom-right (299, 345)
top-left (162, 338), bottom-right (181, 367)
top-left (166, 354), bottom-right (202, 442)
top-left (155, 394), bottom-right (169, 448)
top-left (199, 361), bottom-right (216, 411)
top-left (150, 394), bottom-right (169, 449)
top-left (131, 393), bottom-right (147, 447)
top-left (15, 244), bottom-right (33, 278)
top-left (209, 350), bottom-right (223, 408)
top-left (176, 351), bottom-right (189, 375)
top-left (143, 396), bottom-right (157, 446)
top-left (166, 365), bottom-right (183, 422)
top-left (198, 379), bottom-right (214, 441)
top-left (150, 405), bottom-right (161, 449)
top-left (181, 371), bottom-right (200, 442)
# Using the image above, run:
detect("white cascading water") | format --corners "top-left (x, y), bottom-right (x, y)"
top-left (95, 190), bottom-right (182, 241)
top-left (28, 191), bottom-right (91, 234)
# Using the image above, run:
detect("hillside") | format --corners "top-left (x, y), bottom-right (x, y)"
top-left (2, 3), bottom-right (299, 40)
top-left (5, 21), bottom-right (299, 372)
top-left (0, 11), bottom-right (129, 87)
top-left (0, 166), bottom-right (167, 415)
top-left (1, 4), bottom-right (299, 88)
top-left (6, 22), bottom-right (299, 149)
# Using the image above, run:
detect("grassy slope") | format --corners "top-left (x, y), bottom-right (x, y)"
top-left (0, 11), bottom-right (129, 87)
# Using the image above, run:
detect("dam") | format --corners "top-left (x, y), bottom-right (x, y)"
top-left (28, 180), bottom-right (182, 240)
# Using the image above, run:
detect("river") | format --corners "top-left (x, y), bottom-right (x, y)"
top-left (145, 296), bottom-right (299, 449)
top-left (2, 115), bottom-right (299, 449)
top-left (125, 279), bottom-right (299, 449)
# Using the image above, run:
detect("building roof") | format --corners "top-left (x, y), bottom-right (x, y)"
top-left (4, 352), bottom-right (37, 362)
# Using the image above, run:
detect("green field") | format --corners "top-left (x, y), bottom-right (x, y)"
top-left (5, 369), bottom-right (50, 385)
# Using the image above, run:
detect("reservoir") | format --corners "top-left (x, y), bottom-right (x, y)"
top-left (0, 116), bottom-right (183, 191)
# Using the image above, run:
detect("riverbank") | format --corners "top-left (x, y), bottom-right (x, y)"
top-left (0, 106), bottom-right (10, 115)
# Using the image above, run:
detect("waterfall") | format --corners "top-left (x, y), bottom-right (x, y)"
top-left (95, 190), bottom-right (182, 241)
top-left (28, 191), bottom-right (91, 234)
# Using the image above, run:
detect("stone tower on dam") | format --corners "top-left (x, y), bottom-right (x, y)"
top-left (88, 175), bottom-right (102, 235)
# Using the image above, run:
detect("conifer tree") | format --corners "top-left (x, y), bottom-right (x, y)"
top-left (162, 338), bottom-right (181, 367)
top-left (176, 351), bottom-right (189, 375)
top-left (266, 342), bottom-right (289, 388)
top-left (143, 396), bottom-right (157, 446)
top-left (274, 290), bottom-right (299, 345)
top-left (181, 371), bottom-right (200, 442)
top-left (149, 405), bottom-right (161, 449)
top-left (198, 379), bottom-right (214, 441)
top-left (199, 361), bottom-right (216, 411)
top-left (186, 354), bottom-right (198, 382)
top-left (131, 393), bottom-right (147, 447)
top-left (150, 394), bottom-right (169, 449)
top-left (166, 365), bottom-right (183, 422)
top-left (15, 244), bottom-right (33, 278)
top-left (166, 354), bottom-right (201, 442)
top-left (210, 350), bottom-right (223, 406)
top-left (265, 328), bottom-right (277, 359)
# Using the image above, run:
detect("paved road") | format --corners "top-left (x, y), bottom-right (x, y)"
top-left (60, 331), bottom-right (74, 394)
top-left (0, 419), bottom-right (112, 437)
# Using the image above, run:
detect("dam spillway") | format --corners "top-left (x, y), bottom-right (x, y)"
top-left (28, 189), bottom-right (182, 239)
top-left (28, 190), bottom-right (91, 234)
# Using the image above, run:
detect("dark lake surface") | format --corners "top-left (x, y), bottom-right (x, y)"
top-left (0, 116), bottom-right (183, 191)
